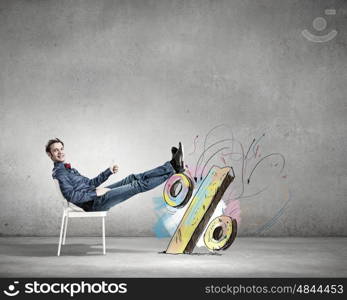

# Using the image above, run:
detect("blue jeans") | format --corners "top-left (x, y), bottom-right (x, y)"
top-left (90, 161), bottom-right (175, 211)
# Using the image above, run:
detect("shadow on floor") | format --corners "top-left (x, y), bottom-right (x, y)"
top-left (158, 251), bottom-right (222, 256)
top-left (0, 243), bottom-right (156, 257)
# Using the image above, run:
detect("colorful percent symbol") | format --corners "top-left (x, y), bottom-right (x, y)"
top-left (163, 165), bottom-right (237, 254)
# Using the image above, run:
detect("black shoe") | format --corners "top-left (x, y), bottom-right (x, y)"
top-left (170, 142), bottom-right (185, 173)
top-left (171, 146), bottom-right (178, 159)
top-left (178, 142), bottom-right (184, 171)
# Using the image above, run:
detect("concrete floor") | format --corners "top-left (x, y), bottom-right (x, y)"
top-left (0, 237), bottom-right (346, 277)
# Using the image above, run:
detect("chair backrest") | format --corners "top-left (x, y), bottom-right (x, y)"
top-left (53, 179), bottom-right (84, 211)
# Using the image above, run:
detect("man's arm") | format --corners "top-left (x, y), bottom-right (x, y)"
top-left (88, 168), bottom-right (113, 188)
top-left (54, 170), bottom-right (97, 204)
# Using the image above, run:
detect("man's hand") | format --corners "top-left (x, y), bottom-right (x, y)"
top-left (110, 164), bottom-right (119, 174)
top-left (96, 187), bottom-right (111, 197)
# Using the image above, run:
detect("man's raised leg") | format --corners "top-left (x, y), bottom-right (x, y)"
top-left (92, 169), bottom-right (174, 211)
top-left (105, 161), bottom-right (175, 189)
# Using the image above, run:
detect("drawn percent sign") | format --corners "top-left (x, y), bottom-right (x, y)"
top-left (163, 166), bottom-right (237, 254)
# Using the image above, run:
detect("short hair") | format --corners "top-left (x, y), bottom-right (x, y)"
top-left (45, 138), bottom-right (64, 154)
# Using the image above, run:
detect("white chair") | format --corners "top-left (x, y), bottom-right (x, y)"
top-left (54, 179), bottom-right (108, 256)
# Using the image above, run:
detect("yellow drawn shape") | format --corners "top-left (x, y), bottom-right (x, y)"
top-left (204, 215), bottom-right (236, 251)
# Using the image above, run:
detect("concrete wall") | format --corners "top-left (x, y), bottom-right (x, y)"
top-left (0, 0), bottom-right (346, 236)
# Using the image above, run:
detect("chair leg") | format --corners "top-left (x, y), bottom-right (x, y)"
top-left (57, 212), bottom-right (66, 256)
top-left (102, 217), bottom-right (106, 255)
top-left (62, 214), bottom-right (69, 245)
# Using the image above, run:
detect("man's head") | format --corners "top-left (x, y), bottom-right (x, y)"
top-left (45, 138), bottom-right (65, 162)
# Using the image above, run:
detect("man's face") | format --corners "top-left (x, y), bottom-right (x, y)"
top-left (48, 142), bottom-right (65, 162)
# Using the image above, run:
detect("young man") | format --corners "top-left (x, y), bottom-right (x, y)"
top-left (46, 138), bottom-right (184, 211)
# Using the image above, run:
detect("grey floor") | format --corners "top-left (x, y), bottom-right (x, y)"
top-left (0, 237), bottom-right (346, 277)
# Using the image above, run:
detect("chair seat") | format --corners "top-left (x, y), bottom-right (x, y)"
top-left (67, 211), bottom-right (108, 218)
top-left (65, 203), bottom-right (108, 217)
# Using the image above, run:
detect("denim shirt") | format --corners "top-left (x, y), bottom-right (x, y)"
top-left (52, 162), bottom-right (112, 206)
